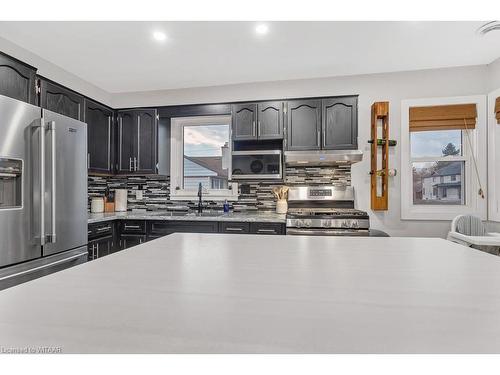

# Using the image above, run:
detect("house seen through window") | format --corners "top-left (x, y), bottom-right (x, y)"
top-left (411, 130), bottom-right (465, 205)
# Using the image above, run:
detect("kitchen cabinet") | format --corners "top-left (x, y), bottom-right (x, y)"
top-left (147, 220), bottom-right (219, 238)
top-left (118, 220), bottom-right (147, 250)
top-left (257, 101), bottom-right (284, 139)
top-left (249, 222), bottom-right (285, 235)
top-left (232, 101), bottom-right (284, 141)
top-left (0, 52), bottom-right (37, 104)
top-left (117, 109), bottom-right (158, 174)
top-left (220, 222), bottom-right (250, 234)
top-left (322, 96), bottom-right (358, 150)
top-left (285, 99), bottom-right (322, 151)
top-left (232, 103), bottom-right (257, 140)
top-left (85, 99), bottom-right (114, 174)
top-left (285, 96), bottom-right (358, 151)
top-left (38, 78), bottom-right (84, 121)
top-left (88, 222), bottom-right (117, 260)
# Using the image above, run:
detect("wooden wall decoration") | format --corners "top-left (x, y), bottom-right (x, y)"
top-left (370, 102), bottom-right (395, 211)
top-left (495, 97), bottom-right (500, 124)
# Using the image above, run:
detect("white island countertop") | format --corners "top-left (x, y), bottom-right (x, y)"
top-left (1, 234), bottom-right (500, 353)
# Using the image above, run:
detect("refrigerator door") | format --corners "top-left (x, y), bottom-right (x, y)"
top-left (42, 109), bottom-right (87, 257)
top-left (0, 95), bottom-right (42, 267)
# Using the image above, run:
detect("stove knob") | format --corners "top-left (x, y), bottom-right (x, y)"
top-left (304, 219), bottom-right (312, 228)
top-left (351, 220), bottom-right (359, 229)
top-left (296, 219), bottom-right (304, 228)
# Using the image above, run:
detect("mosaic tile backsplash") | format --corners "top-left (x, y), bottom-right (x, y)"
top-left (88, 164), bottom-right (351, 213)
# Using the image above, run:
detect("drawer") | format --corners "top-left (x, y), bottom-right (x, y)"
top-left (120, 220), bottom-right (146, 234)
top-left (148, 220), bottom-right (219, 235)
top-left (250, 222), bottom-right (285, 235)
top-left (88, 222), bottom-right (114, 239)
top-left (220, 222), bottom-right (250, 234)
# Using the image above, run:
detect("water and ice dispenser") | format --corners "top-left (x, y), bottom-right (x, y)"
top-left (0, 158), bottom-right (22, 209)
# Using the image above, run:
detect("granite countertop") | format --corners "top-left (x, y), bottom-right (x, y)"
top-left (88, 210), bottom-right (287, 224)
top-left (1, 234), bottom-right (500, 353)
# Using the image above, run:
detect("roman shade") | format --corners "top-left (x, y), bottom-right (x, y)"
top-left (496, 97), bottom-right (500, 124)
top-left (409, 103), bottom-right (477, 132)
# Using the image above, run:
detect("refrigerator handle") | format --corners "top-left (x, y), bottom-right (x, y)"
top-left (32, 119), bottom-right (46, 246)
top-left (48, 121), bottom-right (57, 243)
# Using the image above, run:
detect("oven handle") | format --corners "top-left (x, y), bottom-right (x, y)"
top-left (286, 228), bottom-right (369, 236)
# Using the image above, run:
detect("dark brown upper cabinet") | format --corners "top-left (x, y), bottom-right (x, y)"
top-left (322, 96), bottom-right (358, 150)
top-left (285, 99), bottom-right (322, 151)
top-left (257, 101), bottom-right (283, 139)
top-left (85, 99), bottom-right (114, 174)
top-left (232, 103), bottom-right (257, 140)
top-left (0, 52), bottom-right (37, 105)
top-left (117, 109), bottom-right (158, 174)
top-left (38, 78), bottom-right (84, 121)
top-left (232, 101), bottom-right (284, 141)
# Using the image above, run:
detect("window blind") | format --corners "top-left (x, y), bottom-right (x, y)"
top-left (409, 103), bottom-right (477, 132)
top-left (495, 97), bottom-right (500, 124)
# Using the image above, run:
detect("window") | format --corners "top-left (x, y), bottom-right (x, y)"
top-left (401, 96), bottom-right (487, 220)
top-left (170, 115), bottom-right (238, 201)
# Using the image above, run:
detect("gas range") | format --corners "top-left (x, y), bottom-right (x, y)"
top-left (285, 186), bottom-right (370, 236)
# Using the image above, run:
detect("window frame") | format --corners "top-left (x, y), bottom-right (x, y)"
top-left (169, 115), bottom-right (238, 201)
top-left (401, 95), bottom-right (487, 220)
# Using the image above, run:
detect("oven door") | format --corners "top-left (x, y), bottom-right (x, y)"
top-left (286, 228), bottom-right (370, 236)
top-left (231, 150), bottom-right (282, 180)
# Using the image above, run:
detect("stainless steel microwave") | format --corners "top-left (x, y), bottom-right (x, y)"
top-left (231, 150), bottom-right (282, 180)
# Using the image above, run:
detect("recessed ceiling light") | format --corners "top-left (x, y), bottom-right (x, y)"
top-left (255, 24), bottom-right (269, 35)
top-left (153, 31), bottom-right (167, 42)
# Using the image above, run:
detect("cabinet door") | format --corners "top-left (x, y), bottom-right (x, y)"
top-left (88, 235), bottom-right (114, 260)
top-left (119, 234), bottom-right (146, 250)
top-left (232, 103), bottom-right (257, 140)
top-left (39, 79), bottom-right (84, 120)
top-left (0, 52), bottom-right (37, 104)
top-left (322, 97), bottom-right (358, 150)
top-left (257, 101), bottom-right (283, 140)
top-left (85, 100), bottom-right (114, 174)
top-left (136, 109), bottom-right (158, 174)
top-left (117, 111), bottom-right (137, 173)
top-left (249, 222), bottom-right (285, 235)
top-left (286, 99), bottom-right (321, 151)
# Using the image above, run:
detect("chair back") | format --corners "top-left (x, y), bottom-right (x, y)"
top-left (451, 215), bottom-right (486, 236)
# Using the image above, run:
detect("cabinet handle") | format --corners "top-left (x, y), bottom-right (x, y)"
top-left (257, 120), bottom-right (260, 137)
top-left (124, 225), bottom-right (141, 230)
top-left (134, 157), bottom-right (137, 171)
top-left (87, 153), bottom-right (90, 169)
top-left (107, 117), bottom-right (111, 170)
top-left (252, 121), bottom-right (256, 136)
top-left (225, 227), bottom-right (244, 232)
top-left (257, 229), bottom-right (276, 233)
top-left (97, 226), bottom-right (111, 232)
top-left (317, 130), bottom-right (321, 147)
top-left (119, 117), bottom-right (123, 170)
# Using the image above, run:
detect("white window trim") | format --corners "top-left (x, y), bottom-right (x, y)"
top-left (401, 95), bottom-right (487, 220)
top-left (488, 87), bottom-right (500, 222)
top-left (169, 115), bottom-right (238, 201)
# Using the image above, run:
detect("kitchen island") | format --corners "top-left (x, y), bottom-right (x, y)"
top-left (1, 234), bottom-right (500, 353)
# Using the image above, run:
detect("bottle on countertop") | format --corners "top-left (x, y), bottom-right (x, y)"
top-left (223, 199), bottom-right (230, 213)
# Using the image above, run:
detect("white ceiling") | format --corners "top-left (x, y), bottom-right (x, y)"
top-left (0, 21), bottom-right (499, 94)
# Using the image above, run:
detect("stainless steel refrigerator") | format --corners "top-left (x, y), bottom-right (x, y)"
top-left (0, 94), bottom-right (87, 282)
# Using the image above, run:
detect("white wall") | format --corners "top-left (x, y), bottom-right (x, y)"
top-left (487, 57), bottom-right (500, 92)
top-left (0, 36), bottom-right (112, 106)
top-left (112, 65), bottom-right (489, 238)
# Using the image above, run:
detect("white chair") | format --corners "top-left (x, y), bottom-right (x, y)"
top-left (447, 215), bottom-right (500, 255)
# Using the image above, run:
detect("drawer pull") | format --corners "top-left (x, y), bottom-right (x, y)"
top-left (257, 229), bottom-right (276, 233)
top-left (124, 225), bottom-right (141, 230)
top-left (225, 227), bottom-right (244, 232)
top-left (97, 226), bottom-right (112, 231)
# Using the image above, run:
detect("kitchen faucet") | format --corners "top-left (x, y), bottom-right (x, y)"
top-left (197, 182), bottom-right (203, 213)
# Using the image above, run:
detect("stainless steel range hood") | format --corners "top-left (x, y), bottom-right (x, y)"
top-left (284, 150), bottom-right (363, 166)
